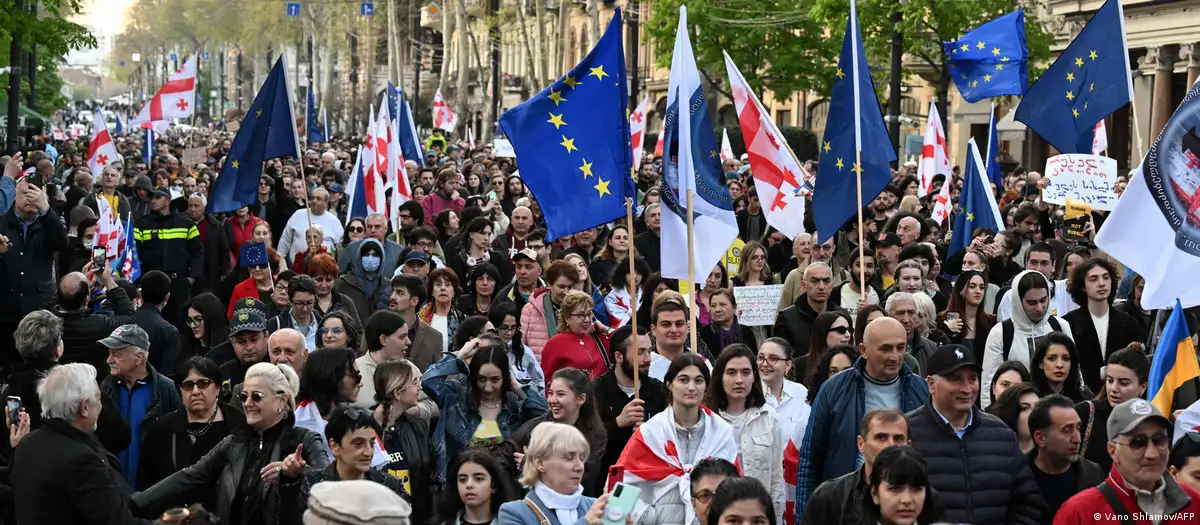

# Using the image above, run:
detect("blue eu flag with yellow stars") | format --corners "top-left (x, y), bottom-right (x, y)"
top-left (944, 9), bottom-right (1029, 103)
top-left (1015, 0), bottom-right (1132, 154)
top-left (209, 56), bottom-right (300, 213)
top-left (498, 10), bottom-right (633, 241)
top-left (949, 138), bottom-right (1004, 259)
top-left (307, 89), bottom-right (325, 144)
top-left (814, 3), bottom-right (896, 243)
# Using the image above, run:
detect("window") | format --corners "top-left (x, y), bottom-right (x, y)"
top-left (807, 100), bottom-right (829, 133)
top-left (776, 109), bottom-right (792, 127)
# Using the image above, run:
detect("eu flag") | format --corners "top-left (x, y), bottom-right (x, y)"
top-left (388, 81), bottom-right (425, 167)
top-left (498, 10), bottom-right (633, 240)
top-left (948, 138), bottom-right (1003, 259)
top-left (307, 89), bottom-right (325, 144)
top-left (1015, 0), bottom-right (1132, 154)
top-left (209, 56), bottom-right (301, 213)
top-left (945, 10), bottom-right (1029, 103)
top-left (986, 104), bottom-right (1003, 187)
top-left (813, 4), bottom-right (896, 242)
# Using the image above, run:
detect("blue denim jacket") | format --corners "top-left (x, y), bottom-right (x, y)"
top-left (423, 353), bottom-right (549, 470)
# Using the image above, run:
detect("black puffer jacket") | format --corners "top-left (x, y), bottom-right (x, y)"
top-left (58, 285), bottom-right (139, 377)
top-left (906, 403), bottom-right (1047, 525)
top-left (379, 411), bottom-right (437, 525)
top-left (801, 466), bottom-right (945, 525)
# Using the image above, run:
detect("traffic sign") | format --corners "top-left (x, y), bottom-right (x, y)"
top-left (202, 51), bottom-right (210, 60)
top-left (169, 53), bottom-right (177, 61)
top-left (286, 2), bottom-right (301, 16)
top-left (361, 2), bottom-right (374, 16)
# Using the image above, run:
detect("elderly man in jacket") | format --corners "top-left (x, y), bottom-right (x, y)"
top-left (885, 291), bottom-right (938, 376)
top-left (907, 344), bottom-right (1046, 525)
top-left (99, 324), bottom-right (182, 489)
top-left (57, 259), bottom-right (140, 374)
top-left (0, 165), bottom-right (68, 370)
top-left (11, 363), bottom-right (151, 524)
top-left (795, 317), bottom-right (929, 522)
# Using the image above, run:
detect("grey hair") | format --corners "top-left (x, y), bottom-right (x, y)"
top-left (15, 310), bottom-right (63, 362)
top-left (885, 291), bottom-right (926, 314)
top-left (38, 363), bottom-right (99, 421)
top-left (311, 187), bottom-right (330, 201)
top-left (519, 422), bottom-right (590, 487)
top-left (188, 192), bottom-right (207, 208)
top-left (245, 362), bottom-right (301, 410)
top-left (644, 202), bottom-right (660, 214)
top-left (365, 213), bottom-right (388, 223)
top-left (910, 292), bottom-right (937, 338)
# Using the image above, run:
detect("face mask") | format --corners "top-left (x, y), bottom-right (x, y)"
top-left (361, 255), bottom-right (381, 272)
top-left (82, 237), bottom-right (95, 249)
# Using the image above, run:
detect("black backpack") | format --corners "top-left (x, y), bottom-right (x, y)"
top-left (1001, 316), bottom-right (1063, 361)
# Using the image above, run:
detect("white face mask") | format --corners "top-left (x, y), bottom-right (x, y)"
top-left (82, 236), bottom-right (95, 249)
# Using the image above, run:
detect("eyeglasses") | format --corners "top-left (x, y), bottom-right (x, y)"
top-left (181, 378), bottom-right (214, 391)
top-left (292, 300), bottom-right (316, 308)
top-left (185, 316), bottom-right (204, 327)
top-left (692, 491), bottom-right (715, 504)
top-left (413, 240), bottom-right (436, 249)
top-left (238, 390), bottom-right (282, 404)
top-left (348, 226), bottom-right (364, 233)
top-left (1114, 433), bottom-right (1171, 452)
top-left (569, 311), bottom-right (595, 321)
top-left (274, 282), bottom-right (289, 291)
top-left (259, 181), bottom-right (271, 187)
top-left (829, 326), bottom-right (852, 335)
top-left (497, 323), bottom-right (518, 333)
top-left (319, 327), bottom-right (345, 336)
top-left (757, 354), bottom-right (787, 366)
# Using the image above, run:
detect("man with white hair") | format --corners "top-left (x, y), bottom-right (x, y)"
top-left (268, 328), bottom-right (308, 373)
top-left (185, 192), bottom-right (231, 294)
top-left (321, 151), bottom-right (336, 170)
top-left (99, 324), bottom-right (181, 488)
top-left (12, 362), bottom-right (152, 524)
top-left (884, 291), bottom-right (937, 376)
top-left (279, 186), bottom-right (344, 263)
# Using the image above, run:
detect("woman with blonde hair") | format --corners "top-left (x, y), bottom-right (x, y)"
top-left (733, 241), bottom-right (776, 286)
top-left (375, 358), bottom-right (440, 525)
top-left (540, 291), bottom-right (612, 380)
top-left (133, 362), bottom-right (329, 524)
top-left (497, 422), bottom-right (613, 525)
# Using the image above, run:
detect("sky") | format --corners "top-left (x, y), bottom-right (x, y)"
top-left (81, 0), bottom-right (136, 36)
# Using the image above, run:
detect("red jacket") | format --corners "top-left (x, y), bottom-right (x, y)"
top-left (540, 331), bottom-right (611, 381)
top-left (225, 215), bottom-right (263, 254)
top-left (1054, 467), bottom-right (1200, 525)
top-left (228, 277), bottom-right (270, 319)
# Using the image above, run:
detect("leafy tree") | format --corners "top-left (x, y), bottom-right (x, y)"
top-left (0, 0), bottom-right (95, 116)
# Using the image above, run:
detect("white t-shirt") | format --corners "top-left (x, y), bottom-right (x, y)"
top-left (1092, 310), bottom-right (1110, 358)
top-left (431, 314), bottom-right (450, 353)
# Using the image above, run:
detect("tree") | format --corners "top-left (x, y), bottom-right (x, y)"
top-left (807, 0), bottom-right (1054, 125)
top-left (0, 0), bottom-right (95, 116)
top-left (643, 0), bottom-right (836, 108)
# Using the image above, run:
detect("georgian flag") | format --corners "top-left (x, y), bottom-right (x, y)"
top-left (87, 109), bottom-right (119, 180)
top-left (129, 56), bottom-right (197, 130)
top-left (432, 88), bottom-right (458, 131)
top-left (930, 170), bottom-right (954, 226)
top-left (630, 97), bottom-right (649, 171)
top-left (611, 406), bottom-right (740, 525)
top-left (361, 104), bottom-right (387, 217)
top-left (916, 100), bottom-right (951, 197)
top-left (1093, 119), bottom-right (1108, 155)
top-left (720, 129), bottom-right (734, 162)
top-left (95, 195), bottom-right (125, 271)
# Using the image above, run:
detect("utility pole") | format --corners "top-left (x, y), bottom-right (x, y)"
top-left (627, 2), bottom-right (639, 103)
top-left (887, 5), bottom-right (903, 156)
top-left (6, 0), bottom-right (26, 155)
top-left (26, 46), bottom-right (36, 107)
top-left (487, 0), bottom-right (500, 135)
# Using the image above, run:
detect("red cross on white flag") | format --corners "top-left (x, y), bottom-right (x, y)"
top-left (630, 97), bottom-right (649, 171)
top-left (432, 89), bottom-right (458, 132)
top-left (129, 56), bottom-right (197, 130)
top-left (87, 109), bottom-right (119, 181)
top-left (916, 100), bottom-right (951, 197)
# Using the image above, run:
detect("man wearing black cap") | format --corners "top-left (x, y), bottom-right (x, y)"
top-left (871, 232), bottom-right (903, 291)
top-left (906, 344), bottom-right (1046, 524)
top-left (134, 184), bottom-right (204, 335)
top-left (219, 309), bottom-right (270, 400)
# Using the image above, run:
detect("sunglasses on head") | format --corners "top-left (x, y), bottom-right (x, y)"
top-left (181, 378), bottom-right (214, 391)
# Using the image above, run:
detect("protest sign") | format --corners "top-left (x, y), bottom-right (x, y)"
top-left (733, 285), bottom-right (784, 326)
top-left (493, 138), bottom-right (515, 158)
top-left (181, 147), bottom-right (206, 167)
top-left (1062, 199), bottom-right (1093, 242)
top-left (1042, 154), bottom-right (1118, 210)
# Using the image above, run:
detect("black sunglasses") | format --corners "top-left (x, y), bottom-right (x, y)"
top-left (829, 326), bottom-right (852, 335)
top-left (181, 378), bottom-right (214, 391)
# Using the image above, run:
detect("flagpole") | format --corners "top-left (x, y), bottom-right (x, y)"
top-left (850, 0), bottom-right (866, 289)
top-left (686, 189), bottom-right (698, 356)
top-left (626, 197), bottom-right (640, 400)
top-left (1115, 0), bottom-right (1147, 162)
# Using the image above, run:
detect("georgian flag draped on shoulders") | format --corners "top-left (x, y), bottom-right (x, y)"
top-left (129, 56), bottom-right (197, 130)
top-left (87, 109), bottom-right (119, 180)
top-left (725, 52), bottom-right (808, 239)
top-left (612, 405), bottom-right (740, 525)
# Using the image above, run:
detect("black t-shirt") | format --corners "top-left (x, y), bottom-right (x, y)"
top-left (1031, 461), bottom-right (1079, 525)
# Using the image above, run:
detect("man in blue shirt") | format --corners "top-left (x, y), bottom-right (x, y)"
top-left (98, 324), bottom-right (181, 487)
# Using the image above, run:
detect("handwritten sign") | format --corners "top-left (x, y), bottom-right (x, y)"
top-left (1042, 154), bottom-right (1118, 210)
top-left (733, 285), bottom-right (784, 326)
top-left (181, 147), bottom-right (206, 168)
top-left (493, 138), bottom-right (516, 158)
top-left (1062, 199), bottom-right (1093, 242)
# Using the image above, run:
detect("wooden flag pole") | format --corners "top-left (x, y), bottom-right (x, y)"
top-left (686, 189), bottom-right (699, 356)
top-left (1130, 103), bottom-right (1147, 165)
top-left (626, 197), bottom-right (640, 400)
top-left (855, 150), bottom-right (866, 287)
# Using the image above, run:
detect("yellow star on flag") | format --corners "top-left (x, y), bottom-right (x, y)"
top-left (1066, 91), bottom-right (1075, 101)
top-left (1090, 83), bottom-right (1095, 92)
top-left (563, 76), bottom-right (580, 89)
top-left (594, 178), bottom-right (611, 197)
top-left (967, 212), bottom-right (975, 222)
top-left (852, 162), bottom-right (863, 175)
top-left (823, 141), bottom-right (831, 153)
top-left (996, 64), bottom-right (1004, 71)
top-left (992, 47), bottom-right (1000, 56)
top-left (548, 90), bottom-right (567, 106)
top-left (547, 113), bottom-right (567, 129)
top-left (256, 109), bottom-right (262, 117)
top-left (579, 159), bottom-right (594, 178)
top-left (1074, 57), bottom-right (1084, 67)
top-left (1001, 56), bottom-right (1010, 62)
top-left (1066, 72), bottom-right (1075, 82)
top-left (984, 74), bottom-right (992, 82)
top-left (231, 160), bottom-right (240, 169)
top-left (835, 158), bottom-right (844, 170)
top-left (560, 135), bottom-right (577, 153)
top-left (835, 68), bottom-right (845, 79)
top-left (1072, 108), bottom-right (1080, 118)
top-left (588, 66), bottom-right (608, 80)
top-left (961, 43), bottom-right (969, 52)
top-left (971, 80), bottom-right (979, 88)
top-left (710, 150), bottom-right (718, 158)
top-left (977, 41), bottom-right (986, 49)
top-left (1089, 49), bottom-right (1098, 60)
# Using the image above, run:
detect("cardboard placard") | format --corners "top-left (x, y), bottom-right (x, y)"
top-left (733, 285), bottom-right (785, 326)
top-left (1061, 198), bottom-right (1092, 242)
top-left (181, 147), bottom-right (206, 167)
top-left (493, 138), bottom-right (515, 158)
top-left (1042, 154), bottom-right (1118, 210)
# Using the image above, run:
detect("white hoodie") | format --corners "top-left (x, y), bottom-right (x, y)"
top-left (981, 269), bottom-right (1074, 407)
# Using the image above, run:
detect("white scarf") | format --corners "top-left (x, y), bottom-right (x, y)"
top-left (534, 482), bottom-right (583, 525)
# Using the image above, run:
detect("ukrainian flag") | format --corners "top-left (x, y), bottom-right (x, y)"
top-left (1148, 299), bottom-right (1200, 415)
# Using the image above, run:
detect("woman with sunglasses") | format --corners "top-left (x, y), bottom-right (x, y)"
top-left (137, 357), bottom-right (245, 507)
top-left (318, 311), bottom-right (362, 353)
top-left (341, 217), bottom-right (367, 248)
top-left (294, 404), bottom-right (409, 518)
top-left (375, 358), bottom-right (441, 525)
top-left (133, 362), bottom-right (329, 524)
top-left (794, 311), bottom-right (854, 386)
top-left (539, 291), bottom-right (612, 380)
top-left (184, 294), bottom-right (229, 362)
top-left (226, 241), bottom-right (278, 319)
top-left (307, 253), bottom-right (361, 325)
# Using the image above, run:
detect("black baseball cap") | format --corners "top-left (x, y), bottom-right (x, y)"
top-left (872, 232), bottom-right (902, 250)
top-left (927, 344), bottom-right (981, 377)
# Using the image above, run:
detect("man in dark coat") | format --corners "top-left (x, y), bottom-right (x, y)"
top-left (591, 326), bottom-right (668, 495)
top-left (133, 270), bottom-right (183, 377)
top-left (11, 363), bottom-right (151, 524)
top-left (1026, 394), bottom-right (1106, 525)
top-left (774, 262), bottom-right (843, 357)
top-left (907, 344), bottom-right (1046, 525)
top-left (633, 203), bottom-right (662, 272)
top-left (57, 266), bottom-right (139, 378)
top-left (0, 173), bottom-right (69, 369)
top-left (183, 192), bottom-right (231, 295)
